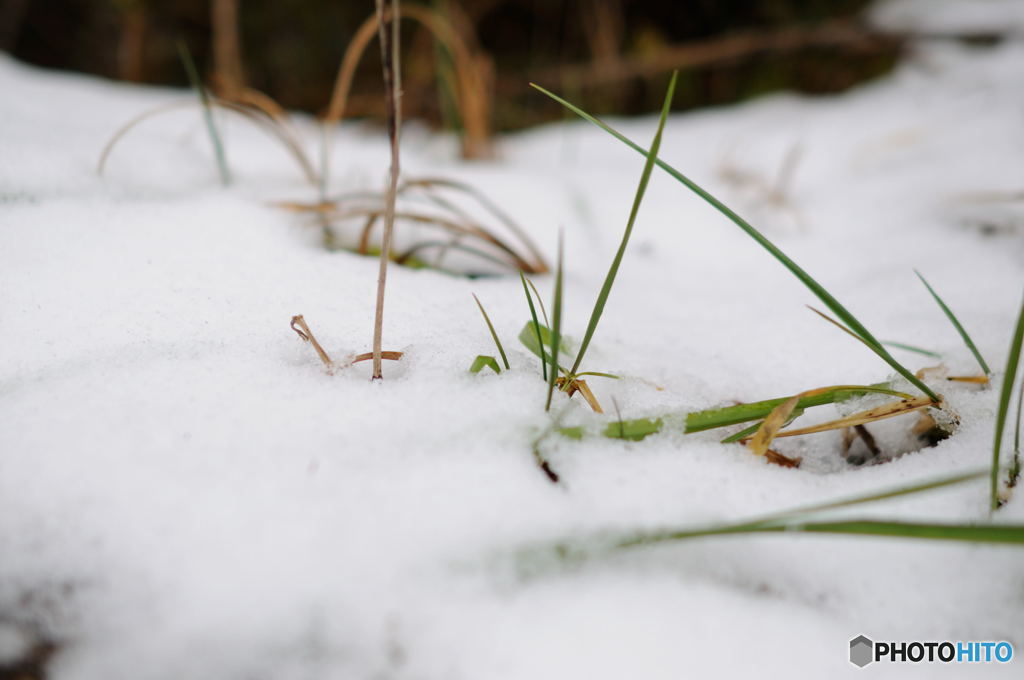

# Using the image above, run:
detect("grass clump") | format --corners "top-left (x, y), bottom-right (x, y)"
top-left (531, 80), bottom-right (939, 403)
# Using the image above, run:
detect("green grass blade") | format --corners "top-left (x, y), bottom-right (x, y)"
top-left (469, 355), bottom-right (501, 374)
top-left (992, 291), bottom-right (1024, 509)
top-left (176, 40), bottom-right (230, 186)
top-left (517, 322), bottom-right (569, 371)
top-left (916, 270), bottom-right (990, 375)
top-left (521, 272), bottom-right (547, 381)
top-left (882, 340), bottom-right (942, 359)
top-left (559, 417), bottom-right (665, 442)
top-left (601, 417), bottom-right (663, 441)
top-left (545, 233), bottom-right (565, 411)
top-left (530, 82), bottom-right (938, 402)
top-left (620, 520), bottom-right (1024, 547)
top-left (472, 294), bottom-right (509, 370)
top-left (569, 72), bottom-right (677, 376)
top-left (772, 469), bottom-right (987, 518)
top-left (611, 469), bottom-right (1008, 549)
top-left (1012, 377), bottom-right (1023, 485)
top-left (684, 383), bottom-right (910, 433)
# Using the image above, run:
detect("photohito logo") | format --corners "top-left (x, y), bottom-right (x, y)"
top-left (849, 635), bottom-right (1014, 667)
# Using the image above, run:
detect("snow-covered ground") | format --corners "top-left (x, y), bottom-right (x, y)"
top-left (2, 10), bottom-right (1024, 679)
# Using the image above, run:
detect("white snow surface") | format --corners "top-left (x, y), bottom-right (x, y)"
top-left (871, 0), bottom-right (1024, 35)
top-left (2, 28), bottom-right (1024, 680)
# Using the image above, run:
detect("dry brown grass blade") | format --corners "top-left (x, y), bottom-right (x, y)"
top-left (841, 426), bottom-right (856, 455)
top-left (210, 0), bottom-right (245, 98)
top-left (555, 377), bottom-right (604, 413)
top-left (394, 240), bottom-right (518, 271)
top-left (323, 3), bottom-right (492, 174)
top-left (97, 101), bottom-right (196, 174)
top-left (748, 395), bottom-right (800, 457)
top-left (290, 315), bottom-right (335, 373)
top-left (573, 379), bottom-right (604, 414)
top-left (402, 177), bottom-right (547, 272)
top-left (371, 0), bottom-right (401, 380)
top-left (214, 99), bottom-right (317, 184)
top-left (915, 365), bottom-right (989, 385)
top-left (854, 424), bottom-right (882, 458)
top-left (771, 395), bottom-right (937, 439)
top-left (345, 208), bottom-right (536, 272)
top-left (275, 200), bottom-right (336, 213)
top-left (351, 350), bottom-right (404, 364)
top-left (765, 449), bottom-right (801, 468)
top-left (807, 305), bottom-right (878, 351)
top-left (98, 98), bottom-right (316, 183)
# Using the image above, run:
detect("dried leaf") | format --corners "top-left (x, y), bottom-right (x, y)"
top-left (749, 395), bottom-right (800, 457)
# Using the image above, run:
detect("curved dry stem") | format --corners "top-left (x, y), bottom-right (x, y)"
top-left (97, 100), bottom-right (196, 175)
top-left (99, 98), bottom-right (316, 183)
top-left (322, 3), bottom-right (492, 189)
top-left (334, 208), bottom-right (537, 272)
top-left (219, 91), bottom-right (317, 183)
top-left (403, 177), bottom-right (547, 272)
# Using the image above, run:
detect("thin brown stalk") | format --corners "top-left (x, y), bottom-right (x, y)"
top-left (555, 377), bottom-right (604, 413)
top-left (348, 208), bottom-right (536, 271)
top-left (211, 0), bottom-right (246, 97)
top-left (372, 0), bottom-right (401, 380)
top-left (854, 424), bottom-right (882, 458)
top-left (290, 315), bottom-right (335, 372)
top-left (769, 395), bottom-right (937, 439)
top-left (351, 350), bottom-right (404, 364)
top-left (322, 3), bottom-right (492, 188)
top-left (749, 395), bottom-right (800, 457)
top-left (512, 18), bottom-right (898, 94)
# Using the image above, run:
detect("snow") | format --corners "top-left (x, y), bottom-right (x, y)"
top-left (871, 0), bottom-right (1024, 35)
top-left (2, 10), bottom-right (1024, 679)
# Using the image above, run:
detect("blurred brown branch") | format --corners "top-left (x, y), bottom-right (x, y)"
top-left (512, 17), bottom-right (901, 94)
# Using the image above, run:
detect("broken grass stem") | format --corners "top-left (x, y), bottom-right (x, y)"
top-left (291, 315), bottom-right (335, 372)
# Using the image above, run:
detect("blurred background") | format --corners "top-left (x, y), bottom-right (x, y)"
top-left (1, 0), bottom-right (995, 158)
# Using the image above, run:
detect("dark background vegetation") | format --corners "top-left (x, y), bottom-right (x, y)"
top-left (1, 0), bottom-right (901, 127)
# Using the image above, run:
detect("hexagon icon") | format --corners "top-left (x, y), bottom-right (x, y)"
top-left (850, 635), bottom-right (874, 667)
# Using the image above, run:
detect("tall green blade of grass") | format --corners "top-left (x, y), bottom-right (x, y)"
top-left (992, 292), bottom-right (1024, 510)
top-left (1012, 378), bottom-right (1023, 486)
top-left (915, 270), bottom-right (990, 375)
top-left (606, 469), bottom-right (1023, 549)
top-left (521, 272), bottom-right (547, 380)
top-left (530, 82), bottom-right (938, 402)
top-left (618, 520), bottom-right (1024, 548)
top-left (764, 469), bottom-right (987, 519)
top-left (545, 234), bottom-right (565, 411)
top-left (569, 72), bottom-right (677, 375)
top-left (177, 41), bottom-right (230, 186)
top-left (472, 294), bottom-right (509, 370)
